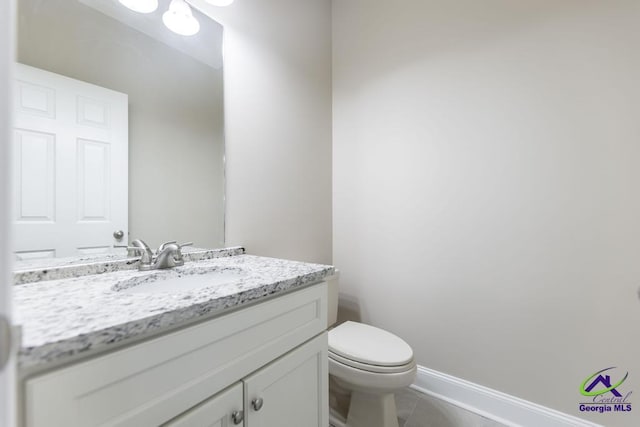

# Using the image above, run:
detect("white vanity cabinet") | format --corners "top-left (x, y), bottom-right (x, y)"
top-left (22, 283), bottom-right (328, 427)
top-left (165, 334), bottom-right (327, 427)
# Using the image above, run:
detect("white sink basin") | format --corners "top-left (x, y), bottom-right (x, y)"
top-left (113, 267), bottom-right (245, 294)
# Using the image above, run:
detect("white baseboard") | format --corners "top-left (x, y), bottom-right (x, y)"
top-left (411, 366), bottom-right (603, 427)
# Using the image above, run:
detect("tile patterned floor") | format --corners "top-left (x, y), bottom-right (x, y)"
top-left (396, 388), bottom-right (507, 427)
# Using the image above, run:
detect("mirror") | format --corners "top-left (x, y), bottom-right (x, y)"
top-left (14, 0), bottom-right (225, 265)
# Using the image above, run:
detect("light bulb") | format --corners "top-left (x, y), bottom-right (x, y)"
top-left (163, 0), bottom-right (200, 36)
top-left (205, 0), bottom-right (234, 6)
top-left (118, 0), bottom-right (159, 14)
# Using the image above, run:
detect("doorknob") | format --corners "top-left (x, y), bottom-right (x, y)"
top-left (113, 230), bottom-right (125, 240)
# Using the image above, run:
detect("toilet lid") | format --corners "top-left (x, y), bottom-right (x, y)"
top-left (328, 321), bottom-right (414, 367)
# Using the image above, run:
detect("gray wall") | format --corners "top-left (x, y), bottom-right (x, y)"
top-left (17, 0), bottom-right (224, 249)
top-left (333, 1), bottom-right (640, 425)
top-left (195, 0), bottom-right (333, 264)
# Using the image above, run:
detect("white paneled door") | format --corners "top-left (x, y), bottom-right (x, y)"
top-left (13, 64), bottom-right (128, 259)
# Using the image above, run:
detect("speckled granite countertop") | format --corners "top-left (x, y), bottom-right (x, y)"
top-left (14, 246), bottom-right (245, 285)
top-left (14, 254), bottom-right (334, 373)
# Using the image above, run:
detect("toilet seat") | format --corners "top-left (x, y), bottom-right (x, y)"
top-left (329, 321), bottom-right (414, 368)
top-left (329, 350), bottom-right (415, 374)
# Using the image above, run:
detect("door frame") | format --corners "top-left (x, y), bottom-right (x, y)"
top-left (1, 0), bottom-right (16, 426)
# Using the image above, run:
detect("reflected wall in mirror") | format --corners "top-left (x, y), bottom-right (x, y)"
top-left (14, 0), bottom-right (225, 261)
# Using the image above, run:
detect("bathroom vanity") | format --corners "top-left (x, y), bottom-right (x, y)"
top-left (13, 249), bottom-right (333, 427)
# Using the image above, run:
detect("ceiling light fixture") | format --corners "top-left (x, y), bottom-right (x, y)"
top-left (118, 0), bottom-right (159, 14)
top-left (162, 0), bottom-right (200, 36)
top-left (205, 0), bottom-right (235, 6)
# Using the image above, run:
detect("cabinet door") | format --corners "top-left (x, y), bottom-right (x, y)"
top-left (244, 333), bottom-right (328, 427)
top-left (164, 383), bottom-right (244, 427)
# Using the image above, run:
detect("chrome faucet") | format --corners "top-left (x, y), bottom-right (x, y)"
top-left (152, 241), bottom-right (191, 269)
top-left (125, 239), bottom-right (192, 271)
top-left (129, 239), bottom-right (154, 265)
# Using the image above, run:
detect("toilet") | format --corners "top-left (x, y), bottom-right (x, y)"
top-left (326, 274), bottom-right (417, 427)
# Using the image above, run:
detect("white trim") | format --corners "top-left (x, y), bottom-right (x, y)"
top-left (0, 1), bottom-right (16, 427)
top-left (411, 366), bottom-right (603, 427)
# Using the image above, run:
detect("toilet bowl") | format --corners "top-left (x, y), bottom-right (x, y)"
top-left (326, 274), bottom-right (417, 427)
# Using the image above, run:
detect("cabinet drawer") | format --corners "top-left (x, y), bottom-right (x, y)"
top-left (163, 383), bottom-right (243, 427)
top-left (24, 283), bottom-right (327, 427)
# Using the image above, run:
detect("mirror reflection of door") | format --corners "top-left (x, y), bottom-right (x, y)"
top-left (16, 0), bottom-right (225, 257)
top-left (13, 63), bottom-right (128, 260)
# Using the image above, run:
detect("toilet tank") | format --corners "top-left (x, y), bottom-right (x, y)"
top-left (326, 270), bottom-right (340, 328)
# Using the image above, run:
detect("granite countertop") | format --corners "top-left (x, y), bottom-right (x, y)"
top-left (14, 254), bottom-right (334, 373)
top-left (13, 246), bottom-right (245, 285)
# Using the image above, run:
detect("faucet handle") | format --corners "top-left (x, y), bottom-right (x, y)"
top-left (157, 241), bottom-right (177, 253)
top-left (154, 241), bottom-right (185, 268)
top-left (170, 242), bottom-right (192, 266)
top-left (175, 242), bottom-right (193, 260)
top-left (172, 242), bottom-right (193, 261)
top-left (158, 241), bottom-right (193, 253)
